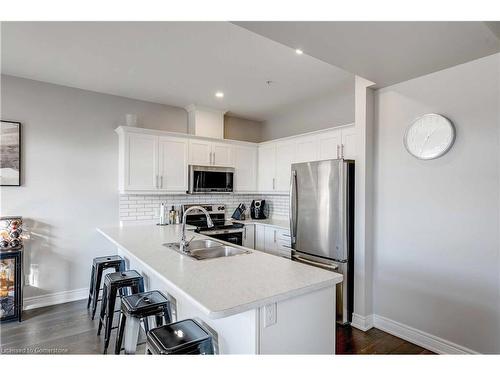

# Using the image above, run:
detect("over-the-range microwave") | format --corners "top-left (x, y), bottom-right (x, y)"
top-left (188, 165), bottom-right (234, 194)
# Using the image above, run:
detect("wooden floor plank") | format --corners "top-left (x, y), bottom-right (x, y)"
top-left (1, 300), bottom-right (435, 354)
top-left (336, 324), bottom-right (434, 355)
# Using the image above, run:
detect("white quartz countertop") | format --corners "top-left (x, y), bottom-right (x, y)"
top-left (232, 217), bottom-right (290, 231)
top-left (97, 224), bottom-right (342, 319)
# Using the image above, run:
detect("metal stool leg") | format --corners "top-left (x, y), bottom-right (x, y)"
top-left (123, 316), bottom-right (141, 354)
top-left (163, 305), bottom-right (172, 324)
top-left (87, 265), bottom-right (95, 309)
top-left (92, 265), bottom-right (104, 320)
top-left (103, 286), bottom-right (118, 354)
top-left (97, 283), bottom-right (108, 336)
top-left (115, 312), bottom-right (127, 355)
top-left (154, 314), bottom-right (163, 328)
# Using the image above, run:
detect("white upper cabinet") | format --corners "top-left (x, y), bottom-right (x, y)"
top-left (257, 144), bottom-right (276, 192)
top-left (118, 129), bottom-right (187, 193)
top-left (116, 123), bottom-right (357, 194)
top-left (158, 136), bottom-right (188, 192)
top-left (275, 141), bottom-right (296, 192)
top-left (188, 139), bottom-right (212, 165)
top-left (319, 128), bottom-right (342, 160)
top-left (340, 125), bottom-right (358, 159)
top-left (233, 145), bottom-right (257, 192)
top-left (295, 135), bottom-right (319, 163)
top-left (188, 139), bottom-right (233, 167)
top-left (212, 142), bottom-right (233, 167)
top-left (257, 141), bottom-right (295, 193)
top-left (123, 133), bottom-right (158, 191)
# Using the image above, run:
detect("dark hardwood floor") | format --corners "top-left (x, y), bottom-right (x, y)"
top-left (0, 300), bottom-right (434, 354)
top-left (336, 323), bottom-right (435, 354)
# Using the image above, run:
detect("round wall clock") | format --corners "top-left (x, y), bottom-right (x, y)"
top-left (404, 113), bottom-right (455, 160)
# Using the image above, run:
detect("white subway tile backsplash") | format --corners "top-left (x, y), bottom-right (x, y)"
top-left (118, 193), bottom-right (290, 221)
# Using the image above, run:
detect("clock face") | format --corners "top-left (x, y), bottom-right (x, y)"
top-left (404, 114), bottom-right (455, 160)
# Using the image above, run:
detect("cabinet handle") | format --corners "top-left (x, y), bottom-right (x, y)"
top-left (160, 175), bottom-right (163, 188)
top-left (272, 178), bottom-right (275, 190)
top-left (274, 230), bottom-right (277, 243)
top-left (244, 226), bottom-right (247, 240)
top-left (341, 144), bottom-right (345, 158)
top-left (336, 145), bottom-right (340, 159)
top-left (156, 175), bottom-right (159, 189)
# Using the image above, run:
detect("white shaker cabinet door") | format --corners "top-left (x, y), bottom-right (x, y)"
top-left (255, 224), bottom-right (266, 251)
top-left (264, 226), bottom-right (278, 254)
top-left (212, 142), bottom-right (233, 167)
top-left (234, 145), bottom-right (257, 192)
top-left (295, 136), bottom-right (319, 163)
top-left (158, 136), bottom-right (188, 192)
top-left (124, 133), bottom-right (158, 191)
top-left (257, 144), bottom-right (276, 192)
top-left (275, 141), bottom-right (296, 192)
top-left (188, 139), bottom-right (212, 165)
top-left (319, 129), bottom-right (342, 160)
top-left (243, 224), bottom-right (255, 249)
top-left (340, 126), bottom-right (358, 160)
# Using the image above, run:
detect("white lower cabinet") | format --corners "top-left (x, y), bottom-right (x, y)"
top-left (242, 224), bottom-right (255, 249)
top-left (254, 225), bottom-right (291, 258)
top-left (255, 225), bottom-right (265, 251)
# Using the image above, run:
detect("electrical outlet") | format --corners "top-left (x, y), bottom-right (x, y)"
top-left (264, 303), bottom-right (277, 327)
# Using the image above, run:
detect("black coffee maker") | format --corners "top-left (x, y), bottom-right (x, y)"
top-left (250, 200), bottom-right (267, 219)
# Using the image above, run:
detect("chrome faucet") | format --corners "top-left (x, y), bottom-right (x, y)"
top-left (180, 206), bottom-right (214, 254)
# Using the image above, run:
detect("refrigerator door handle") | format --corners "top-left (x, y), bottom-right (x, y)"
top-left (292, 254), bottom-right (338, 271)
top-left (289, 170), bottom-right (297, 244)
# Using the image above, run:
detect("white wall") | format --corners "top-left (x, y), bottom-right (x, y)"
top-left (260, 79), bottom-right (355, 141)
top-left (0, 75), bottom-right (188, 302)
top-left (373, 53), bottom-right (500, 353)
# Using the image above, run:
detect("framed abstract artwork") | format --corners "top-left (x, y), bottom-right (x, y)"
top-left (0, 121), bottom-right (21, 186)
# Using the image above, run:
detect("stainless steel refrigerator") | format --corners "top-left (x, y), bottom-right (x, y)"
top-left (290, 159), bottom-right (354, 325)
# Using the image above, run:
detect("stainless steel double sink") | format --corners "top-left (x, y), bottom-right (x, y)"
top-left (163, 239), bottom-right (251, 260)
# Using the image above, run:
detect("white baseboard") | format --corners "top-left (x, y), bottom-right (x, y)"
top-left (23, 288), bottom-right (88, 310)
top-left (373, 314), bottom-right (478, 354)
top-left (351, 313), bottom-right (374, 331)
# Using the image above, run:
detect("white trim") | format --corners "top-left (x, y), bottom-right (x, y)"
top-left (257, 122), bottom-right (355, 145)
top-left (373, 314), bottom-right (479, 354)
top-left (23, 288), bottom-right (87, 311)
top-left (115, 122), bottom-right (355, 147)
top-left (351, 313), bottom-right (374, 331)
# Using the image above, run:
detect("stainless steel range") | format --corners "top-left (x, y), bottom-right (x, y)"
top-left (181, 204), bottom-right (244, 246)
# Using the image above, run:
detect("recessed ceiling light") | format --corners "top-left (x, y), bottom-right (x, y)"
top-left (295, 49), bottom-right (303, 55)
top-left (215, 91), bottom-right (224, 98)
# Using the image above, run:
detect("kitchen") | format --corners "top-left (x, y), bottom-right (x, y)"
top-left (1, 14), bottom-right (500, 366)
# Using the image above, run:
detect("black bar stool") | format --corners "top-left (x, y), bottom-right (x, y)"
top-left (87, 255), bottom-right (125, 320)
top-left (146, 319), bottom-right (215, 355)
top-left (97, 270), bottom-right (144, 354)
top-left (115, 290), bottom-right (172, 354)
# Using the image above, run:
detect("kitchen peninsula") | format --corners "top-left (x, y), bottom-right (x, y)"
top-left (97, 223), bottom-right (342, 354)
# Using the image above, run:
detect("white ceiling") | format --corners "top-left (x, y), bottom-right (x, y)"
top-left (235, 21), bottom-right (500, 88)
top-left (0, 21), bottom-right (354, 121)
